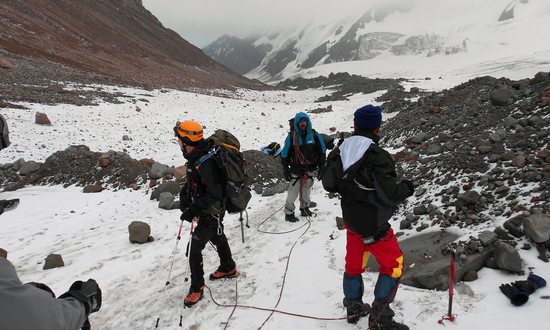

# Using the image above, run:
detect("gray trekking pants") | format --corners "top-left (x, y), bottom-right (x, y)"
top-left (284, 172), bottom-right (315, 215)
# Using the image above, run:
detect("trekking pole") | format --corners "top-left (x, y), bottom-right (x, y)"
top-left (155, 219), bottom-right (185, 329)
top-left (184, 218), bottom-right (197, 282)
top-left (438, 254), bottom-right (456, 325)
top-left (239, 212), bottom-right (245, 243)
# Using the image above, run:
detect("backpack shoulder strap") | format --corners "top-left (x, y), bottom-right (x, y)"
top-left (195, 145), bottom-right (221, 170)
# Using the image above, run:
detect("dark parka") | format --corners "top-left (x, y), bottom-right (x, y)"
top-left (323, 131), bottom-right (412, 237)
top-left (280, 112), bottom-right (326, 175)
top-left (179, 139), bottom-right (225, 217)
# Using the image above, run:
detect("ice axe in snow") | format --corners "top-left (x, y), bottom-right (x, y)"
top-left (438, 254), bottom-right (457, 325)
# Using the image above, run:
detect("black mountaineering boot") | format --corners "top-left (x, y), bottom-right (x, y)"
top-left (343, 298), bottom-right (371, 324)
top-left (285, 213), bottom-right (298, 222)
top-left (300, 207), bottom-right (313, 217)
top-left (369, 316), bottom-right (409, 330)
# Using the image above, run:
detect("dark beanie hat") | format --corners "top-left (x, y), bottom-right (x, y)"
top-left (354, 104), bottom-right (382, 129)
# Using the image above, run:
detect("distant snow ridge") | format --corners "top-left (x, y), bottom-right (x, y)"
top-left (203, 0), bottom-right (546, 82)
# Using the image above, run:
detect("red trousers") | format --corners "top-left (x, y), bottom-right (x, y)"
top-left (345, 227), bottom-right (403, 279)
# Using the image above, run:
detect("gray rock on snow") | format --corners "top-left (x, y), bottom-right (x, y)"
top-left (523, 213), bottom-right (550, 243)
top-left (43, 254), bottom-right (64, 270)
top-left (128, 221), bottom-right (151, 244)
top-left (262, 182), bottom-right (288, 197)
top-left (149, 162), bottom-right (169, 179)
top-left (493, 240), bottom-right (522, 273)
top-left (158, 192), bottom-right (174, 210)
top-left (478, 230), bottom-right (497, 246)
top-left (151, 181), bottom-right (181, 201)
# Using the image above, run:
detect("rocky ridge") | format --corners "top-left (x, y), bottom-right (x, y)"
top-left (0, 0), bottom-right (267, 107)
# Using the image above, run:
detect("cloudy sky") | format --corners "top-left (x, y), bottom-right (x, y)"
top-left (142, 0), bottom-right (376, 48)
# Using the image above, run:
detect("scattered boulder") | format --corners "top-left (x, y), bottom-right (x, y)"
top-left (261, 182), bottom-right (288, 197)
top-left (370, 231), bottom-right (462, 290)
top-left (35, 112), bottom-right (51, 125)
top-left (149, 162), bottom-right (169, 179)
top-left (503, 216), bottom-right (524, 238)
top-left (243, 150), bottom-right (285, 192)
top-left (0, 57), bottom-right (12, 69)
top-left (493, 241), bottom-right (522, 273)
top-left (462, 270), bottom-right (478, 282)
top-left (490, 87), bottom-right (514, 106)
top-left (478, 230), bottom-right (497, 246)
top-left (523, 213), bottom-right (550, 243)
top-left (151, 181), bottom-right (181, 201)
top-left (18, 161), bottom-right (40, 176)
top-left (83, 185), bottom-right (103, 193)
top-left (43, 254), bottom-right (64, 270)
top-left (535, 243), bottom-right (549, 262)
top-left (98, 154), bottom-right (112, 167)
top-left (128, 221), bottom-right (151, 244)
top-left (158, 192), bottom-right (174, 210)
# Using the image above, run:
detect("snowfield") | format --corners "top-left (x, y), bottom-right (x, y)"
top-left (1, 83), bottom-right (549, 330)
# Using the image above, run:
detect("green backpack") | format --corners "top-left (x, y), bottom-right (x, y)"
top-left (197, 130), bottom-right (251, 214)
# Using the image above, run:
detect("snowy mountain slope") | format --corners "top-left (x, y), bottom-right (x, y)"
top-left (1, 83), bottom-right (550, 329)
top-left (203, 0), bottom-right (550, 83)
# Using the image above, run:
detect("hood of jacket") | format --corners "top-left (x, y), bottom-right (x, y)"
top-left (339, 135), bottom-right (374, 171)
top-left (292, 112), bottom-right (315, 145)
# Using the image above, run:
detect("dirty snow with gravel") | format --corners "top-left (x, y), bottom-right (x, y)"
top-left (1, 81), bottom-right (549, 330)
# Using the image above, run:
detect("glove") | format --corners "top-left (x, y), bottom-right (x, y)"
top-left (402, 180), bottom-right (415, 196)
top-left (179, 191), bottom-right (190, 212)
top-left (59, 279), bottom-right (102, 316)
top-left (283, 167), bottom-right (291, 181)
top-left (499, 273), bottom-right (546, 306)
top-left (180, 205), bottom-right (200, 222)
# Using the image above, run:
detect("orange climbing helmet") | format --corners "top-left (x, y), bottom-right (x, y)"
top-left (174, 120), bottom-right (204, 145)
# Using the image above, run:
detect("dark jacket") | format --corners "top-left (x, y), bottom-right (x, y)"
top-left (1, 114), bottom-right (10, 150)
top-left (280, 112), bottom-right (326, 175)
top-left (323, 132), bottom-right (412, 237)
top-left (0, 258), bottom-right (87, 330)
top-left (179, 140), bottom-right (225, 216)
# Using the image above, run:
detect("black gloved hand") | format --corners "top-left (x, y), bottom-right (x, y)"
top-left (283, 167), bottom-right (291, 181)
top-left (402, 180), bottom-right (415, 196)
top-left (59, 279), bottom-right (102, 316)
top-left (499, 273), bottom-right (546, 306)
top-left (179, 190), bottom-right (190, 212)
top-left (180, 205), bottom-right (200, 222)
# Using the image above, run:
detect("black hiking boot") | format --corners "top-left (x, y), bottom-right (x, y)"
top-left (300, 207), bottom-right (313, 217)
top-left (343, 299), bottom-right (371, 324)
top-left (285, 213), bottom-right (298, 222)
top-left (369, 317), bottom-right (409, 330)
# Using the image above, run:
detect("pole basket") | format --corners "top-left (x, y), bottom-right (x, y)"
top-left (437, 314), bottom-right (456, 324)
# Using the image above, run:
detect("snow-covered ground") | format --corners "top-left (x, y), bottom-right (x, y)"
top-left (1, 83), bottom-right (549, 330)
